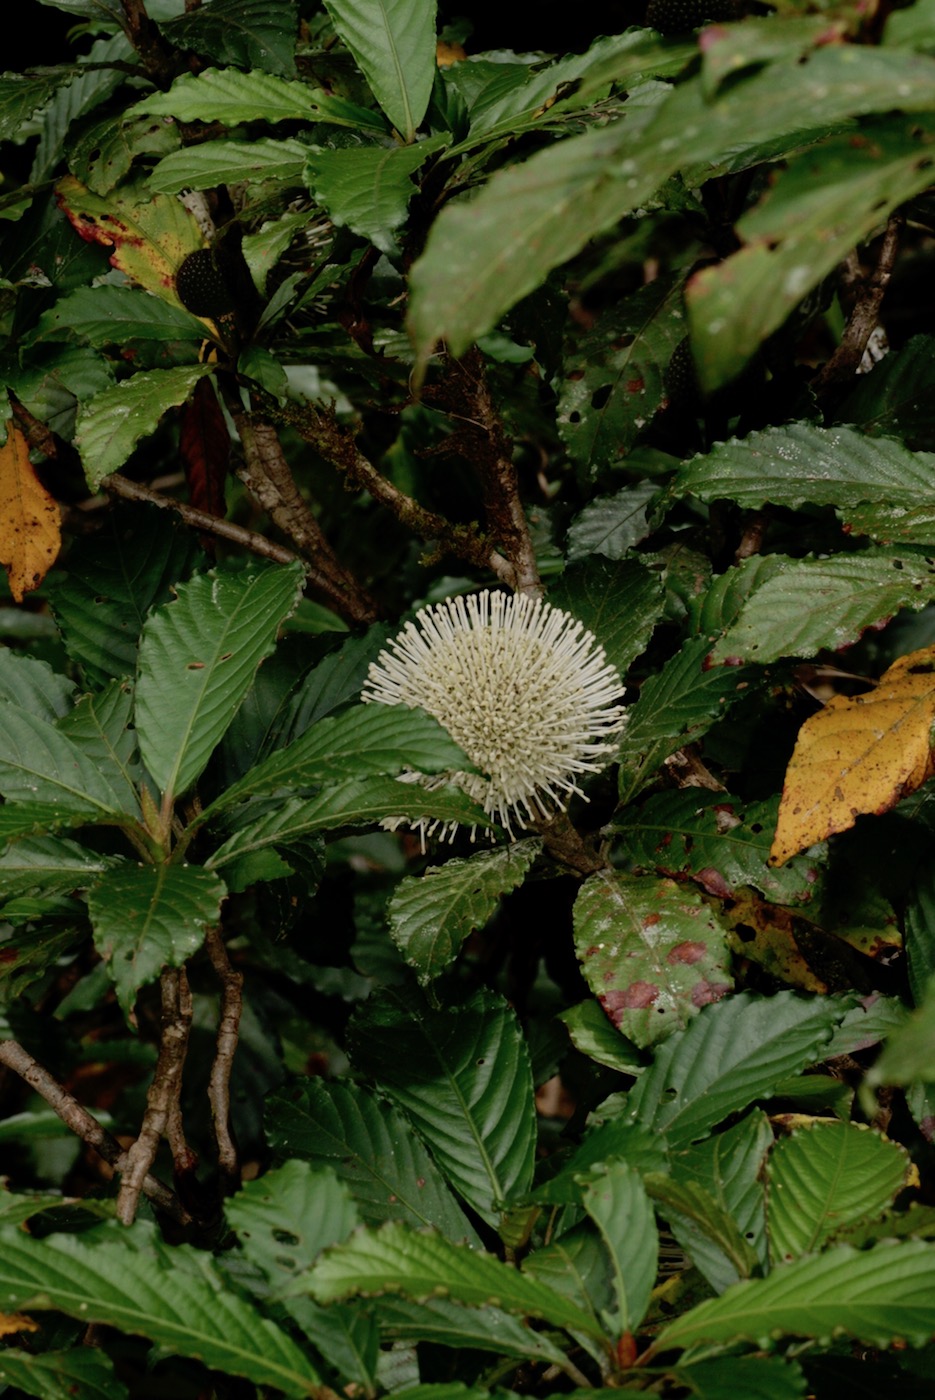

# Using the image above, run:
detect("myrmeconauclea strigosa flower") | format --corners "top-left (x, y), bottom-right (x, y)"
top-left (362, 589), bottom-right (627, 840)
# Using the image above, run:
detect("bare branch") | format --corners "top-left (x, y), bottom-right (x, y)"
top-left (101, 473), bottom-right (300, 565)
top-left (533, 810), bottom-right (607, 877)
top-left (116, 969), bottom-right (193, 1226)
top-left (204, 928), bottom-right (243, 1196)
top-left (813, 213), bottom-right (904, 397)
top-left (0, 1038), bottom-right (190, 1225)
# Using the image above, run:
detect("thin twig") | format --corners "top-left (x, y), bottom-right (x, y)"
top-left (204, 927), bottom-right (244, 1196)
top-left (812, 212), bottom-right (904, 397)
top-left (0, 1038), bottom-right (190, 1225)
top-left (269, 394), bottom-right (515, 585)
top-left (102, 473), bottom-right (300, 565)
top-left (116, 969), bottom-right (193, 1226)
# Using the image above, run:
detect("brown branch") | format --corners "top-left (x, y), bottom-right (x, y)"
top-left (268, 395), bottom-right (515, 585)
top-left (445, 349), bottom-right (543, 598)
top-left (734, 508), bottom-right (769, 564)
top-left (204, 927), bottom-right (243, 1196)
top-left (812, 213), bottom-right (904, 398)
top-left (119, 0), bottom-right (180, 87)
top-left (223, 394), bottom-right (378, 625)
top-left (101, 473), bottom-right (300, 565)
top-left (0, 1038), bottom-right (190, 1226)
top-left (533, 810), bottom-right (607, 876)
top-left (116, 968), bottom-right (193, 1226)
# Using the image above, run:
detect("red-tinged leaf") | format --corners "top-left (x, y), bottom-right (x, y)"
top-left (179, 377), bottom-right (230, 524)
top-left (0, 424), bottom-right (61, 602)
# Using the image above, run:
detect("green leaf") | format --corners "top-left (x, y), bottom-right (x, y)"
top-left (0, 1222), bottom-right (321, 1397)
top-left (0, 70), bottom-right (75, 142)
top-left (0, 704), bottom-right (128, 817)
top-left (654, 1238), bottom-right (935, 1352)
top-left (558, 275), bottom-right (688, 475)
top-left (0, 803), bottom-right (99, 844)
top-left (0, 648), bottom-right (74, 720)
top-left (375, 1293), bottom-right (570, 1366)
top-left (88, 863), bottom-right (226, 1014)
top-left (265, 1077), bottom-right (479, 1241)
top-left (300, 1220), bottom-right (606, 1340)
top-left (75, 364), bottom-right (215, 490)
top-left (673, 1355), bottom-right (807, 1400)
top-left (150, 137), bottom-right (309, 193)
top-left (322, 0), bottom-right (436, 142)
top-left (564, 483), bottom-right (657, 562)
top-left (613, 791), bottom-right (824, 906)
top-left (57, 681), bottom-right (141, 818)
top-left (132, 66), bottom-right (385, 130)
top-left (30, 35), bottom-right (129, 184)
top-left (305, 137), bottom-right (445, 253)
top-left (616, 638), bottom-right (752, 806)
top-left (135, 561), bottom-right (304, 801)
top-left (208, 703), bottom-right (472, 815)
top-left (0, 835), bottom-right (116, 902)
top-left (835, 335), bottom-right (935, 451)
top-left (687, 118), bottom-right (935, 392)
top-left (581, 1162), bottom-right (657, 1335)
top-left (0, 925), bottom-right (84, 1003)
top-left (226, 1160), bottom-right (359, 1289)
top-left (622, 991), bottom-right (853, 1148)
top-left (767, 1121), bottom-right (913, 1264)
top-left (671, 1109), bottom-right (773, 1280)
top-left (549, 555), bottom-right (664, 680)
top-left (348, 985), bottom-right (536, 1227)
top-left (708, 551), bottom-right (935, 665)
top-left (157, 0), bottom-right (299, 77)
top-left (0, 1347), bottom-right (127, 1400)
top-left (387, 839), bottom-right (540, 984)
top-left (558, 1001), bottom-right (647, 1075)
top-left (49, 505), bottom-right (204, 685)
top-left (68, 112), bottom-right (180, 197)
top-left (574, 871), bottom-right (733, 1048)
top-left (205, 781), bottom-right (493, 868)
top-left (644, 1173), bottom-right (759, 1292)
top-left (34, 285), bottom-right (212, 346)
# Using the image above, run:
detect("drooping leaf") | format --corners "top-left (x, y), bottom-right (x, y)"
top-left (654, 1238), bottom-right (935, 1352)
top-left (622, 990), bottom-right (853, 1148)
top-left (49, 504), bottom-right (204, 685)
top-left (549, 555), bottom-right (664, 680)
top-left (134, 561), bottom-right (304, 802)
top-left (56, 175), bottom-right (205, 310)
top-left (226, 1161), bottom-right (359, 1289)
top-left (88, 862), bottom-right (226, 1014)
top-left (557, 1000), bottom-right (647, 1075)
top-left (149, 137), bottom-right (309, 193)
top-left (687, 117), bottom-right (935, 392)
top-left (616, 638), bottom-right (753, 805)
top-left (348, 985), bottom-right (536, 1227)
top-left (766, 1121), bottom-right (913, 1263)
top-left (305, 137), bottom-right (446, 252)
top-left (0, 1222), bottom-right (321, 1397)
top-left (34, 285), bottom-right (209, 347)
top-left (75, 363), bottom-right (215, 489)
top-left (559, 275), bottom-right (688, 475)
top-left (0, 704), bottom-right (129, 817)
top-left (322, 0), bottom-right (436, 142)
top-left (157, 0), bottom-right (299, 77)
top-left (131, 66), bottom-right (385, 130)
top-left (300, 1220), bottom-right (606, 1340)
top-left (0, 649), bottom-right (74, 721)
top-left (581, 1162), bottom-right (657, 1335)
top-left (265, 1077), bottom-right (478, 1242)
top-left (708, 551), bottom-right (935, 666)
top-left (0, 422), bottom-right (61, 602)
top-left (387, 839), bottom-right (540, 984)
top-left (771, 647), bottom-right (935, 866)
top-left (574, 871), bottom-right (733, 1048)
top-left (0, 1347), bottom-right (127, 1400)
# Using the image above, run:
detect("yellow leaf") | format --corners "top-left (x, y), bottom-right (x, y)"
top-left (0, 1312), bottom-right (39, 1337)
top-left (771, 646), bottom-right (935, 866)
top-left (0, 424), bottom-right (61, 602)
top-left (56, 175), bottom-right (205, 311)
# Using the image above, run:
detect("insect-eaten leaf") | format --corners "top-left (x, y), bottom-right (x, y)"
top-left (772, 646), bottom-right (935, 866)
top-left (0, 423), bottom-right (61, 602)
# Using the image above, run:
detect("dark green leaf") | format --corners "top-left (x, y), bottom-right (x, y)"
top-left (34, 285), bottom-right (210, 346)
top-left (150, 137), bottom-right (309, 193)
top-left (226, 1160), bottom-right (359, 1289)
top-left (0, 704), bottom-right (129, 817)
top-left (671, 1109), bottom-right (772, 1279)
top-left (0, 1347), bottom-right (127, 1400)
top-left (673, 1355), bottom-right (807, 1400)
top-left (132, 66), bottom-right (385, 130)
top-left (565, 483), bottom-right (657, 562)
top-left (305, 137), bottom-right (446, 253)
top-left (0, 648), bottom-right (74, 720)
top-left (322, 0), bottom-right (436, 142)
top-left (835, 335), bottom-right (935, 452)
top-left (582, 1162), bottom-right (657, 1334)
top-left (75, 365), bottom-right (215, 489)
top-left (549, 555), bottom-right (664, 680)
top-left (158, 0), bottom-right (299, 77)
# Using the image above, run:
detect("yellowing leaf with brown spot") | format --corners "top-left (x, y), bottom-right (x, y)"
top-left (0, 424), bottom-right (61, 602)
top-left (771, 647), bottom-right (935, 866)
top-left (0, 1312), bottom-right (38, 1336)
top-left (56, 175), bottom-right (204, 311)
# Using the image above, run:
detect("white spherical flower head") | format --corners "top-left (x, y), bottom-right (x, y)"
top-left (362, 589), bottom-right (627, 840)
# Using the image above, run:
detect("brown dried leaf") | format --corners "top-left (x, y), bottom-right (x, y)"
top-left (771, 646), bottom-right (935, 866)
top-left (0, 424), bottom-right (61, 602)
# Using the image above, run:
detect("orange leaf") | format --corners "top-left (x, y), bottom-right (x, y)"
top-left (0, 424), bottom-right (61, 602)
top-left (771, 646), bottom-right (935, 866)
top-left (0, 1311), bottom-right (39, 1337)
